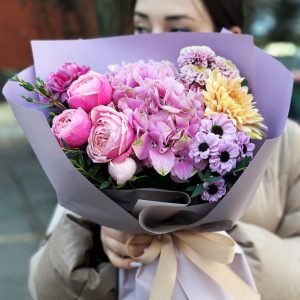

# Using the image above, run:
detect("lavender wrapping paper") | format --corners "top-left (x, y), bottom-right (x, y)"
top-left (2, 33), bottom-right (293, 234)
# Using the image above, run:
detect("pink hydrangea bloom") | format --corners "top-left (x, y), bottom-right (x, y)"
top-left (109, 60), bottom-right (177, 102)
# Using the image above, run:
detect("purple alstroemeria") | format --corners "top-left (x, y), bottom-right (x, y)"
top-left (202, 179), bottom-right (226, 202)
top-left (235, 132), bottom-right (255, 158)
top-left (199, 113), bottom-right (236, 139)
top-left (132, 112), bottom-right (176, 176)
top-left (209, 139), bottom-right (239, 175)
top-left (177, 46), bottom-right (216, 68)
top-left (171, 137), bottom-right (196, 181)
top-left (171, 156), bottom-right (194, 181)
top-left (189, 132), bottom-right (219, 163)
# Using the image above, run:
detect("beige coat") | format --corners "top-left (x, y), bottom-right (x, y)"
top-left (29, 119), bottom-right (300, 300)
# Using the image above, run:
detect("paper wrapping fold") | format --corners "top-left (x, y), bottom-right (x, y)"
top-left (2, 32), bottom-right (293, 234)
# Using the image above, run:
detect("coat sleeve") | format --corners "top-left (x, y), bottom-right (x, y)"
top-left (29, 214), bottom-right (117, 300)
top-left (276, 120), bottom-right (300, 239)
top-left (229, 222), bottom-right (300, 300)
top-left (229, 121), bottom-right (300, 300)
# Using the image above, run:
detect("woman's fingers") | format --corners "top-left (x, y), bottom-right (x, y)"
top-left (130, 234), bottom-right (153, 246)
top-left (101, 226), bottom-right (154, 269)
top-left (104, 248), bottom-right (137, 270)
top-left (104, 235), bottom-right (150, 257)
top-left (101, 226), bottom-right (129, 243)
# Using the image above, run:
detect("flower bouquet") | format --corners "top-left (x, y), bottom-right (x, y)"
top-left (3, 32), bottom-right (293, 300)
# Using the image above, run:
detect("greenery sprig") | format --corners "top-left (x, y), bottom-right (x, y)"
top-left (11, 76), bottom-right (67, 111)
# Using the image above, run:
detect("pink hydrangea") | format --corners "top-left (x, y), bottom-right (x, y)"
top-left (109, 60), bottom-right (177, 102)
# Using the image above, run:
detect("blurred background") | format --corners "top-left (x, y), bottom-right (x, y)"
top-left (0, 0), bottom-right (299, 299)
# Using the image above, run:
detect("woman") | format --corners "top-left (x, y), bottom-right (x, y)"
top-left (29, 1), bottom-right (300, 299)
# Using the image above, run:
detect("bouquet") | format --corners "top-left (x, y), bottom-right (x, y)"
top-left (13, 45), bottom-right (265, 206)
top-left (3, 32), bottom-right (293, 300)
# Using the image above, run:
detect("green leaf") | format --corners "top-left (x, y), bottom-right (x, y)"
top-left (133, 137), bottom-right (143, 146)
top-left (49, 112), bottom-right (57, 118)
top-left (198, 171), bottom-right (205, 181)
top-left (61, 139), bottom-right (70, 150)
top-left (87, 166), bottom-right (99, 177)
top-left (129, 175), bottom-right (147, 182)
top-left (100, 181), bottom-right (110, 190)
top-left (205, 176), bottom-right (222, 183)
top-left (21, 95), bottom-right (34, 102)
top-left (233, 156), bottom-right (252, 175)
top-left (198, 169), bottom-right (211, 181)
top-left (191, 184), bottom-right (204, 198)
top-left (78, 153), bottom-right (84, 167)
top-left (186, 185), bottom-right (196, 192)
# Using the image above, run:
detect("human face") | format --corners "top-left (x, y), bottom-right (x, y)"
top-left (134, 0), bottom-right (215, 34)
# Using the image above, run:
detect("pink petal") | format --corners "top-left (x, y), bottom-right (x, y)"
top-left (172, 159), bottom-right (194, 181)
top-left (149, 149), bottom-right (175, 176)
top-left (132, 133), bottom-right (152, 160)
top-left (161, 105), bottom-right (181, 114)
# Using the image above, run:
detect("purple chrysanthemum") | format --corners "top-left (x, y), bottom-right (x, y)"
top-left (189, 132), bottom-right (219, 163)
top-left (211, 56), bottom-right (240, 79)
top-left (199, 114), bottom-right (236, 138)
top-left (209, 139), bottom-right (239, 175)
top-left (236, 132), bottom-right (255, 158)
top-left (177, 46), bottom-right (216, 68)
top-left (179, 64), bottom-right (210, 86)
top-left (202, 179), bottom-right (226, 202)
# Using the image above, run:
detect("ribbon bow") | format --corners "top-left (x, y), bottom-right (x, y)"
top-left (125, 231), bottom-right (260, 300)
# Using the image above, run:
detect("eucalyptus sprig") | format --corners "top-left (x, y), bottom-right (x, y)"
top-left (11, 76), bottom-right (67, 111)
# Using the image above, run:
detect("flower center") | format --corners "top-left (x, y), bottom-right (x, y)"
top-left (220, 151), bottom-right (230, 162)
top-left (211, 125), bottom-right (224, 136)
top-left (208, 184), bottom-right (218, 195)
top-left (243, 144), bottom-right (247, 154)
top-left (198, 142), bottom-right (209, 152)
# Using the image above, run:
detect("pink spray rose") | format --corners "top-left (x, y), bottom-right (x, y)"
top-left (108, 157), bottom-right (137, 185)
top-left (46, 63), bottom-right (90, 101)
top-left (87, 105), bottom-right (135, 163)
top-left (67, 71), bottom-right (112, 113)
top-left (52, 108), bottom-right (92, 148)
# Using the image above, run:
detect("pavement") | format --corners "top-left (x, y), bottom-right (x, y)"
top-left (0, 102), bottom-right (56, 300)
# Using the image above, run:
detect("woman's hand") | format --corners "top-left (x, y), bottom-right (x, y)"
top-left (101, 226), bottom-right (153, 270)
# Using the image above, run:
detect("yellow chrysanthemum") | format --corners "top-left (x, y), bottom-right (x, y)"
top-left (203, 70), bottom-right (266, 140)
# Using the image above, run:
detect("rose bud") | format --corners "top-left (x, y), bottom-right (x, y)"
top-left (108, 157), bottom-right (137, 185)
top-left (87, 105), bottom-right (135, 163)
top-left (52, 108), bottom-right (91, 148)
top-left (67, 71), bottom-right (112, 113)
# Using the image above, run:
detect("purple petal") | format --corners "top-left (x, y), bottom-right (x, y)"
top-left (149, 149), bottom-right (175, 176)
top-left (172, 159), bottom-right (194, 181)
top-left (132, 133), bottom-right (152, 160)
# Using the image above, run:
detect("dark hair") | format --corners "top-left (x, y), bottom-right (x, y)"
top-left (201, 0), bottom-right (244, 31)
